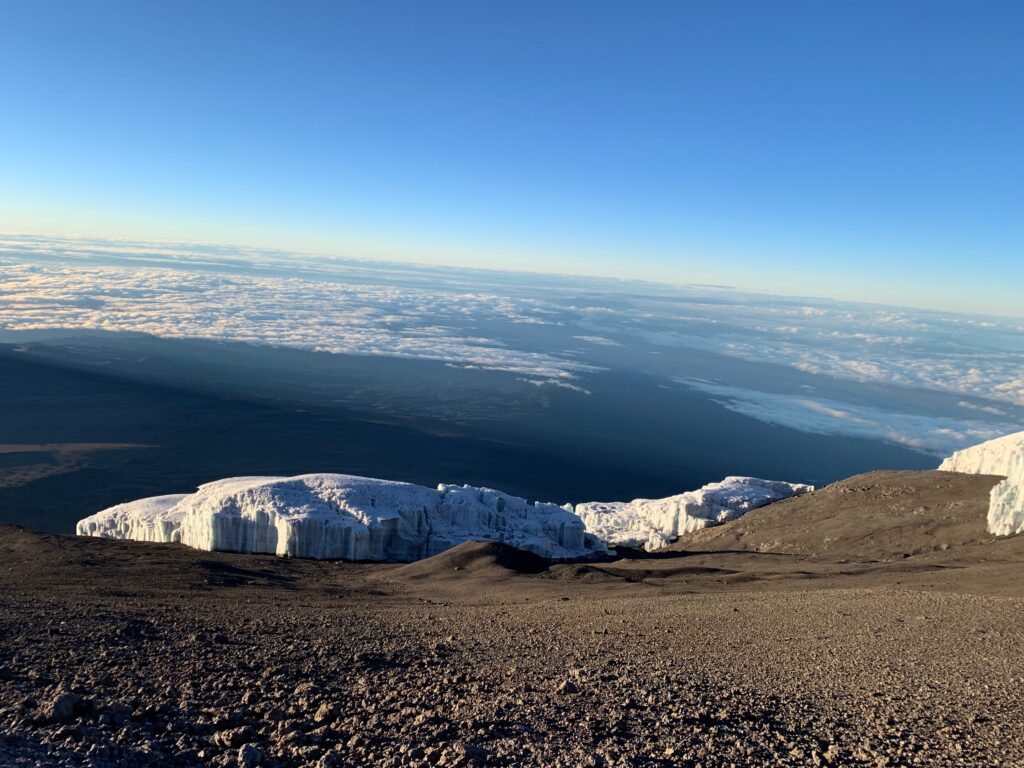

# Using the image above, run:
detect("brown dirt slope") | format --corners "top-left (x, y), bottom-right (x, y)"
top-left (680, 469), bottom-right (1011, 559)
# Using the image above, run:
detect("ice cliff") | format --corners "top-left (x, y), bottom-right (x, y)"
top-left (575, 476), bottom-right (813, 551)
top-left (77, 473), bottom-right (814, 560)
top-left (77, 474), bottom-right (607, 561)
top-left (939, 430), bottom-right (1024, 476)
top-left (75, 494), bottom-right (188, 544)
top-left (939, 430), bottom-right (1024, 536)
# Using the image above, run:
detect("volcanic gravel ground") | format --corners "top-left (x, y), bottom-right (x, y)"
top-left (1, 470), bottom-right (1023, 768)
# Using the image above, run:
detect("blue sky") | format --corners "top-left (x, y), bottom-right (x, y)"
top-left (1, 1), bottom-right (1021, 315)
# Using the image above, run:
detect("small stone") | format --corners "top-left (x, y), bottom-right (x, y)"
top-left (41, 692), bottom-right (80, 724)
top-left (214, 726), bottom-right (255, 748)
top-left (238, 743), bottom-right (263, 767)
top-left (557, 680), bottom-right (579, 694)
top-left (106, 702), bottom-right (132, 729)
top-left (459, 743), bottom-right (488, 764)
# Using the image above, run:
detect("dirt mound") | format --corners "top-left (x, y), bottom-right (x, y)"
top-left (543, 563), bottom-right (631, 583)
top-left (389, 540), bottom-right (550, 580)
top-left (680, 470), bottom-right (1006, 559)
top-left (0, 523), bottom-right (122, 570)
top-left (0, 523), bottom-right (58, 554)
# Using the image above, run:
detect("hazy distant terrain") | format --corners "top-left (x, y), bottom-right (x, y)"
top-left (1, 234), bottom-right (1021, 532)
top-left (0, 342), bottom-right (931, 534)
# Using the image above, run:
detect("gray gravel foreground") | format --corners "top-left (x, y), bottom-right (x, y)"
top-left (2, 468), bottom-right (1023, 768)
top-left (2, 537), bottom-right (1023, 767)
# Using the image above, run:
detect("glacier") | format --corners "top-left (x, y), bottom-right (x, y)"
top-left (77, 473), bottom-right (813, 560)
top-left (75, 494), bottom-right (188, 544)
top-left (938, 430), bottom-right (1024, 476)
top-left (575, 476), bottom-right (813, 551)
top-left (77, 474), bottom-right (609, 561)
top-left (939, 430), bottom-right (1024, 537)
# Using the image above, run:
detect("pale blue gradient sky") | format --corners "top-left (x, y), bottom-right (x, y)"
top-left (1, 1), bottom-right (1021, 315)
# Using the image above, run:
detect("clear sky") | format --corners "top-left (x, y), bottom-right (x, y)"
top-left (1, 1), bottom-right (1021, 315)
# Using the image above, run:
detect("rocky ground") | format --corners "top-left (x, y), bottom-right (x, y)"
top-left (1, 470), bottom-right (1023, 768)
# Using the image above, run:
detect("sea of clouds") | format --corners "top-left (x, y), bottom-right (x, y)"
top-left (1, 233), bottom-right (1021, 455)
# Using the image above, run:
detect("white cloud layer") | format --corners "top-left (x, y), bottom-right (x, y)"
top-left (677, 379), bottom-right (1008, 456)
top-left (0, 250), bottom-right (595, 380)
top-left (1, 233), bottom-right (1022, 453)
top-left (575, 299), bottom-right (1024, 408)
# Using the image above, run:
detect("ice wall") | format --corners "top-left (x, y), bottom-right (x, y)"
top-left (938, 430), bottom-right (1024, 476)
top-left (938, 431), bottom-right (1024, 537)
top-left (77, 474), bottom-right (606, 561)
top-left (574, 476), bottom-right (813, 551)
top-left (75, 494), bottom-right (188, 544)
top-left (988, 449), bottom-right (1024, 536)
top-left (78, 472), bottom-right (815, 559)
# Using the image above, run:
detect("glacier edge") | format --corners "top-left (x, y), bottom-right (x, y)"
top-left (77, 472), bottom-right (813, 561)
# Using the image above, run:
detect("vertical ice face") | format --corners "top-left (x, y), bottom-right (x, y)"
top-left (173, 475), bottom-right (439, 560)
top-left (573, 476), bottom-right (814, 551)
top-left (76, 474), bottom-right (608, 561)
top-left (938, 431), bottom-right (1024, 537)
top-left (437, 485), bottom-right (589, 556)
top-left (987, 444), bottom-right (1024, 536)
top-left (75, 494), bottom-right (188, 543)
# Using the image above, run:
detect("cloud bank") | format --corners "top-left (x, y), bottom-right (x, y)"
top-left (1, 233), bottom-right (1021, 453)
top-left (677, 379), bottom-right (1008, 456)
top-left (0, 256), bottom-right (594, 381)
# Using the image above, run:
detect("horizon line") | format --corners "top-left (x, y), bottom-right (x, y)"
top-left (3, 228), bottom-right (1023, 323)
